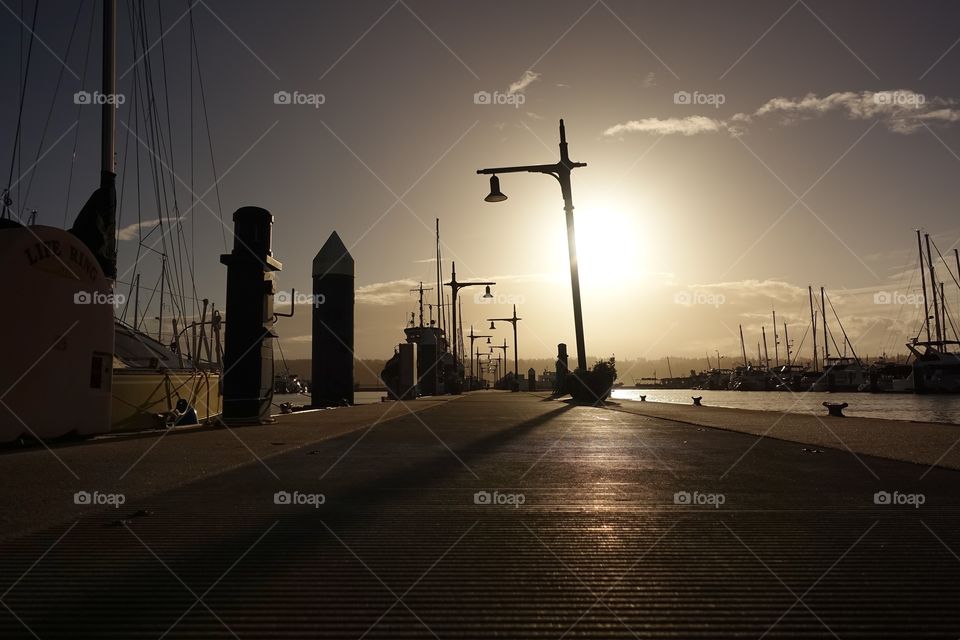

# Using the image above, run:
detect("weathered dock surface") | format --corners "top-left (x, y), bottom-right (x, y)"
top-left (2, 391), bottom-right (959, 638)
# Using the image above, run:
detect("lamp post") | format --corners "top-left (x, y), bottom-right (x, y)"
top-left (490, 339), bottom-right (508, 388)
top-left (445, 261), bottom-right (495, 381)
top-left (477, 119), bottom-right (588, 372)
top-left (487, 304), bottom-right (522, 391)
top-left (467, 325), bottom-right (492, 389)
top-left (477, 351), bottom-right (491, 387)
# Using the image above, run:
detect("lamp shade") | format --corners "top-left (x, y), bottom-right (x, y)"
top-left (484, 175), bottom-right (507, 203)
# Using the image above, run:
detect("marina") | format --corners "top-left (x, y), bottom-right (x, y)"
top-left (612, 387), bottom-right (960, 424)
top-left (3, 0), bottom-right (960, 636)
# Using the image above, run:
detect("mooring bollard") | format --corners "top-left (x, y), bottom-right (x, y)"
top-left (823, 402), bottom-right (848, 417)
top-left (692, 396), bottom-right (703, 406)
top-left (639, 395), bottom-right (647, 402)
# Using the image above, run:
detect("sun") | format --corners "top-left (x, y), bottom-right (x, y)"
top-left (574, 198), bottom-right (652, 292)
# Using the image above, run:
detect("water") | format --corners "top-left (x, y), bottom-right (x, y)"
top-left (272, 391), bottom-right (384, 410)
top-left (611, 388), bottom-right (960, 424)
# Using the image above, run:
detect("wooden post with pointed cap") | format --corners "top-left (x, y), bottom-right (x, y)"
top-left (312, 231), bottom-right (354, 406)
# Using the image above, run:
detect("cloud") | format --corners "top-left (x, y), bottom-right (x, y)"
top-left (687, 279), bottom-right (808, 303)
top-left (355, 278), bottom-right (420, 306)
top-left (751, 90), bottom-right (957, 134)
top-left (117, 218), bottom-right (160, 241)
top-left (604, 116), bottom-right (727, 137)
top-left (604, 89), bottom-right (960, 137)
top-left (508, 70), bottom-right (541, 95)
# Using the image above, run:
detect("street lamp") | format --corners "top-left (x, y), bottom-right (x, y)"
top-left (487, 304), bottom-right (522, 391)
top-left (444, 261), bottom-right (495, 384)
top-left (477, 119), bottom-right (588, 372)
top-left (490, 339), bottom-right (509, 388)
top-left (477, 351), bottom-right (491, 387)
top-left (466, 325), bottom-right (492, 389)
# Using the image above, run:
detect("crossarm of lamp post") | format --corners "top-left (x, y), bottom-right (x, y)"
top-left (476, 161), bottom-right (586, 177)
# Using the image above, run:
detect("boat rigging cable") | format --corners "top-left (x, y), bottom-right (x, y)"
top-left (64, 3), bottom-right (97, 226)
top-left (4, 0), bottom-right (39, 221)
top-left (825, 291), bottom-right (861, 365)
top-left (21, 0), bottom-right (87, 218)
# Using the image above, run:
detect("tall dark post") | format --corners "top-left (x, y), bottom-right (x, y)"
top-left (477, 120), bottom-right (587, 371)
top-left (220, 207), bottom-right (282, 424)
top-left (555, 343), bottom-right (568, 395)
top-left (312, 231), bottom-right (355, 406)
top-left (557, 121), bottom-right (587, 373)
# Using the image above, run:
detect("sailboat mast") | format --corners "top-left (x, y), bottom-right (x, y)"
top-left (772, 310), bottom-right (779, 367)
top-left (158, 256), bottom-right (166, 343)
top-left (435, 219), bottom-right (443, 334)
top-left (739, 324), bottom-right (748, 366)
top-left (925, 233), bottom-right (943, 346)
top-left (762, 326), bottom-right (769, 369)
top-left (941, 281), bottom-right (948, 342)
top-left (955, 249), bottom-right (960, 328)
top-left (808, 286), bottom-right (818, 372)
top-left (783, 323), bottom-right (790, 366)
top-left (917, 229), bottom-right (932, 343)
top-left (101, 0), bottom-right (116, 174)
top-left (821, 286), bottom-right (828, 363)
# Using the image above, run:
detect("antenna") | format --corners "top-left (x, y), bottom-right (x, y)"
top-left (409, 281), bottom-right (433, 327)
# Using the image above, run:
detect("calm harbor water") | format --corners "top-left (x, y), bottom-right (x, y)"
top-left (272, 391), bottom-right (384, 410)
top-left (611, 388), bottom-right (960, 425)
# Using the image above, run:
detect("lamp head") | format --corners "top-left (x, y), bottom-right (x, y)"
top-left (483, 285), bottom-right (493, 298)
top-left (486, 337), bottom-right (491, 344)
top-left (484, 175), bottom-right (507, 203)
top-left (489, 321), bottom-right (496, 330)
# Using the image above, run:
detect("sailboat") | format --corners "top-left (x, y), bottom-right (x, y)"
top-left (800, 286), bottom-right (866, 392)
top-left (905, 231), bottom-right (960, 393)
top-left (1, 0), bottom-right (222, 443)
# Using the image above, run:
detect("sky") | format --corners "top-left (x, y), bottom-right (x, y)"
top-left (5, 0), bottom-right (960, 363)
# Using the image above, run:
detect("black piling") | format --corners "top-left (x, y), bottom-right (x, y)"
top-left (311, 232), bottom-right (355, 407)
top-left (220, 207), bottom-right (282, 424)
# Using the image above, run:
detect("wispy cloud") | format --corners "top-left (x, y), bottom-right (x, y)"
top-left (750, 90), bottom-right (957, 134)
top-left (356, 278), bottom-right (421, 306)
top-left (604, 116), bottom-right (726, 137)
top-left (605, 89), bottom-right (960, 137)
top-left (508, 70), bottom-right (541, 95)
top-left (117, 218), bottom-right (160, 241)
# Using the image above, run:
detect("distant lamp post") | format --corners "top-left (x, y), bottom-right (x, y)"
top-left (466, 325), bottom-right (492, 388)
top-left (477, 119), bottom-right (588, 372)
top-left (490, 340), bottom-right (509, 387)
top-left (444, 260), bottom-right (495, 381)
top-left (487, 304), bottom-right (523, 392)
